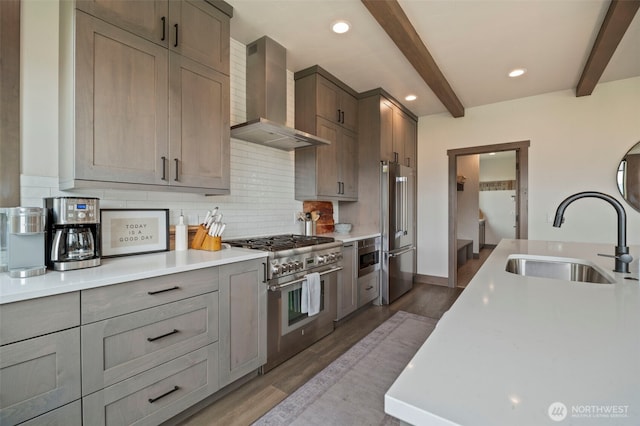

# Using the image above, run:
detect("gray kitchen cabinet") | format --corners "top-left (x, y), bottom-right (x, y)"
top-left (0, 292), bottom-right (79, 346)
top-left (339, 89), bottom-right (418, 230)
top-left (0, 328), bottom-right (81, 425)
top-left (81, 293), bottom-right (219, 396)
top-left (80, 267), bottom-right (221, 425)
top-left (380, 96), bottom-right (417, 168)
top-left (0, 293), bottom-right (81, 426)
top-left (59, 1), bottom-right (231, 195)
top-left (314, 73), bottom-right (358, 132)
top-left (294, 66), bottom-right (358, 201)
top-left (81, 267), bottom-right (218, 323)
top-left (336, 242), bottom-right (357, 320)
top-left (20, 400), bottom-right (82, 426)
top-left (218, 259), bottom-right (267, 387)
top-left (83, 344), bottom-right (219, 426)
top-left (76, 0), bottom-right (231, 74)
top-left (358, 269), bottom-right (380, 307)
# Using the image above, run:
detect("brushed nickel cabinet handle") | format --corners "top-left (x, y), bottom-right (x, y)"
top-left (147, 328), bottom-right (179, 342)
top-left (148, 385), bottom-right (179, 403)
top-left (174, 23), bottom-right (179, 47)
top-left (161, 17), bottom-right (166, 41)
top-left (174, 158), bottom-right (179, 181)
top-left (341, 110), bottom-right (345, 124)
top-left (365, 286), bottom-right (374, 290)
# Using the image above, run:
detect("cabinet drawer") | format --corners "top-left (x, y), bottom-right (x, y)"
top-left (0, 292), bottom-right (79, 345)
top-left (358, 271), bottom-right (380, 307)
top-left (82, 292), bottom-right (218, 396)
top-left (82, 267), bottom-right (218, 323)
top-left (0, 328), bottom-right (80, 425)
top-left (83, 343), bottom-right (219, 426)
top-left (20, 400), bottom-right (81, 426)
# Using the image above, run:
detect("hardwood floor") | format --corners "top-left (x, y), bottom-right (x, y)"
top-left (176, 282), bottom-right (464, 426)
top-left (457, 247), bottom-right (493, 288)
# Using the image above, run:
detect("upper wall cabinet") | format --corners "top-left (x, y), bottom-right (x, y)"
top-left (59, 0), bottom-right (232, 195)
top-left (294, 66), bottom-right (358, 201)
top-left (362, 91), bottom-right (417, 169)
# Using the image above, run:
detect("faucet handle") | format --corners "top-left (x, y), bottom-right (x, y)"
top-left (597, 253), bottom-right (634, 264)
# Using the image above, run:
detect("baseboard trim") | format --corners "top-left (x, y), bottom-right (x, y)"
top-left (415, 273), bottom-right (448, 287)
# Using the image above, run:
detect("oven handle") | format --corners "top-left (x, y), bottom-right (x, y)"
top-left (268, 266), bottom-right (343, 292)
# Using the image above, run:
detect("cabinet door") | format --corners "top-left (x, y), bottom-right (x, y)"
top-left (403, 114), bottom-right (417, 169)
top-left (380, 99), bottom-right (395, 162)
top-left (340, 128), bottom-right (358, 200)
top-left (168, 0), bottom-right (230, 74)
top-left (316, 76), bottom-right (341, 125)
top-left (218, 259), bottom-right (267, 387)
top-left (75, 12), bottom-right (168, 186)
top-left (339, 91), bottom-right (358, 132)
top-left (76, 0), bottom-right (168, 46)
top-left (0, 329), bottom-right (80, 425)
top-left (169, 53), bottom-right (230, 191)
top-left (392, 107), bottom-right (405, 164)
top-left (337, 243), bottom-right (357, 320)
top-left (314, 117), bottom-right (341, 198)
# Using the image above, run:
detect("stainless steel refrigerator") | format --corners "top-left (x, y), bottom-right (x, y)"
top-left (380, 162), bottom-right (416, 304)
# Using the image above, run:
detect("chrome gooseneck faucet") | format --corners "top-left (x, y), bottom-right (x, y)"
top-left (553, 191), bottom-right (632, 273)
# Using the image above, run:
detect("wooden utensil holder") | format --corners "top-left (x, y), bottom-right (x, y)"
top-left (200, 235), bottom-right (222, 251)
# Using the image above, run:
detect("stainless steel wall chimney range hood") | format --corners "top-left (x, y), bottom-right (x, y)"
top-left (230, 36), bottom-right (330, 151)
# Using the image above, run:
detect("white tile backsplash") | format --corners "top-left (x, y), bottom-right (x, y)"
top-left (20, 38), bottom-right (305, 239)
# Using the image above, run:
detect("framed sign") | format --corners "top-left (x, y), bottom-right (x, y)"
top-left (100, 209), bottom-right (169, 257)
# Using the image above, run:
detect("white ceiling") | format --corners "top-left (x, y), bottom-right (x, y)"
top-left (226, 0), bottom-right (640, 118)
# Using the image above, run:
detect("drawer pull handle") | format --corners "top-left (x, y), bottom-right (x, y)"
top-left (365, 286), bottom-right (374, 290)
top-left (147, 286), bottom-right (180, 295)
top-left (147, 329), bottom-right (179, 342)
top-left (148, 385), bottom-right (180, 403)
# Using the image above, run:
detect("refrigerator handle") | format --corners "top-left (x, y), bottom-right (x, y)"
top-left (387, 247), bottom-right (415, 258)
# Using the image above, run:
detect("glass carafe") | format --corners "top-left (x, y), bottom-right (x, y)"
top-left (65, 228), bottom-right (95, 260)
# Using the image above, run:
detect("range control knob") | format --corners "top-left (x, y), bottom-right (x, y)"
top-left (271, 264), bottom-right (281, 275)
top-left (294, 261), bottom-right (303, 271)
top-left (328, 253), bottom-right (336, 262)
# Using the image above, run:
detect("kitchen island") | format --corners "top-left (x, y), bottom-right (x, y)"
top-left (385, 239), bottom-right (640, 425)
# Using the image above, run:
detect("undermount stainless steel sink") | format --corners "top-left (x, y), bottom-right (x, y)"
top-left (505, 254), bottom-right (615, 284)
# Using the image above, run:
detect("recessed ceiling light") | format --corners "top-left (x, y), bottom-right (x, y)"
top-left (405, 94), bottom-right (417, 101)
top-left (508, 68), bottom-right (527, 78)
top-left (489, 152), bottom-right (496, 156)
top-left (332, 20), bottom-right (350, 34)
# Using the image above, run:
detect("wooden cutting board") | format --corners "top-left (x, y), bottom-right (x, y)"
top-left (303, 201), bottom-right (334, 234)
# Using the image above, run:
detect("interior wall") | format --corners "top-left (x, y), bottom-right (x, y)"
top-left (456, 155), bottom-right (479, 252)
top-left (417, 77), bottom-right (640, 278)
top-left (19, 1), bottom-right (306, 238)
top-left (479, 152), bottom-right (516, 245)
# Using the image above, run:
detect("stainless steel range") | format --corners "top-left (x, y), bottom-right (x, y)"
top-left (225, 234), bottom-right (343, 372)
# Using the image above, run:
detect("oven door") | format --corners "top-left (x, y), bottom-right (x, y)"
top-left (263, 266), bottom-right (340, 373)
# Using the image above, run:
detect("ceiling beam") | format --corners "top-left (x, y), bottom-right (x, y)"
top-left (576, 0), bottom-right (640, 97)
top-left (361, 0), bottom-right (465, 117)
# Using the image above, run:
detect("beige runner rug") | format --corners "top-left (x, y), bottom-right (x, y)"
top-left (253, 311), bottom-right (437, 426)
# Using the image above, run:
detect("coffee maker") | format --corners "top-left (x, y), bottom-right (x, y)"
top-left (45, 197), bottom-right (101, 271)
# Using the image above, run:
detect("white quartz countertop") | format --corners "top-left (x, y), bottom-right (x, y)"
top-left (0, 248), bottom-right (267, 304)
top-left (323, 228), bottom-right (381, 243)
top-left (386, 239), bottom-right (640, 425)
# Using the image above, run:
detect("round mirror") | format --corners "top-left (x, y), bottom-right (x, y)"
top-left (617, 141), bottom-right (640, 213)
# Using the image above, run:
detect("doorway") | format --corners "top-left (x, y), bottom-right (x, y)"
top-left (447, 141), bottom-right (530, 288)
